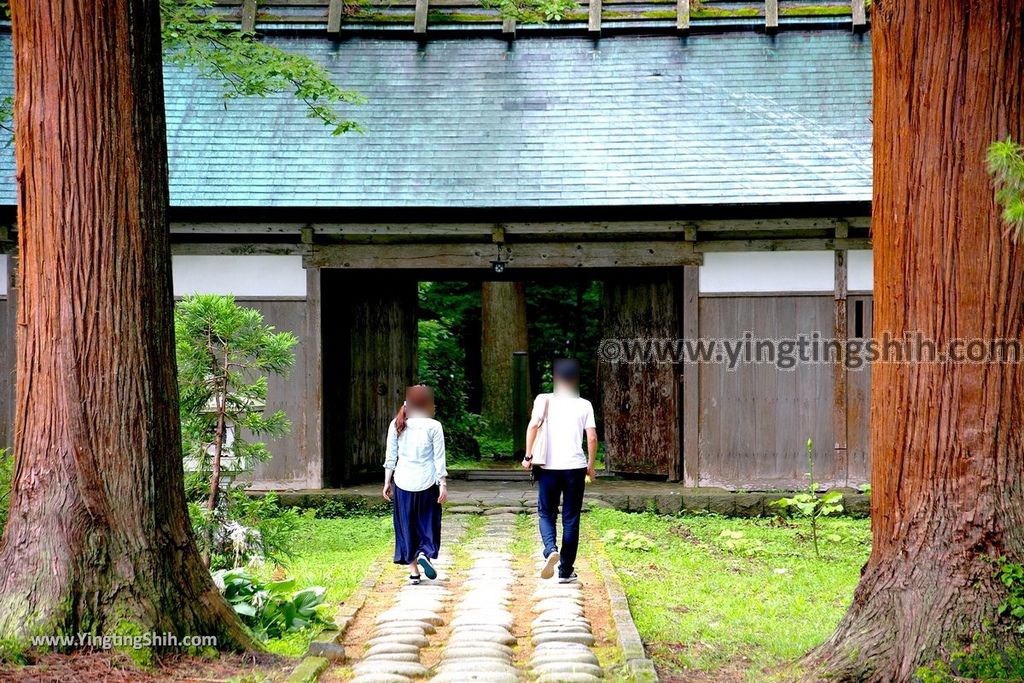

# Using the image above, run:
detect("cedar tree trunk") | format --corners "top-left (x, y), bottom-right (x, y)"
top-left (806, 2), bottom-right (1024, 680)
top-left (0, 0), bottom-right (252, 648)
top-left (481, 281), bottom-right (529, 435)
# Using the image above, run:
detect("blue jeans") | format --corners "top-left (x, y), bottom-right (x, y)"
top-left (536, 467), bottom-right (587, 578)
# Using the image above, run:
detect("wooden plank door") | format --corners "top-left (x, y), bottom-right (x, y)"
top-left (600, 270), bottom-right (682, 478)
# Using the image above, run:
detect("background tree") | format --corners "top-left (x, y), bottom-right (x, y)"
top-left (0, 0), bottom-right (252, 649)
top-left (806, 2), bottom-right (1024, 680)
top-left (175, 294), bottom-right (296, 563)
top-left (480, 282), bottom-right (529, 436)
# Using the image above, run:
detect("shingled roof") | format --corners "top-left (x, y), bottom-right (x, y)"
top-left (0, 28), bottom-right (872, 209)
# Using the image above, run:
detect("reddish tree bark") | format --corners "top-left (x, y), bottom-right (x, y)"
top-left (0, 0), bottom-right (252, 647)
top-left (806, 2), bottom-right (1024, 680)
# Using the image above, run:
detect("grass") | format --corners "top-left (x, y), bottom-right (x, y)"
top-left (260, 513), bottom-right (392, 657)
top-left (587, 509), bottom-right (870, 682)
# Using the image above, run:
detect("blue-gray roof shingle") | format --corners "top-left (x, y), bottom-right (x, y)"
top-left (0, 29), bottom-right (872, 208)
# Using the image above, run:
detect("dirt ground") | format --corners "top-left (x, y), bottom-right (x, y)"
top-left (0, 651), bottom-right (286, 683)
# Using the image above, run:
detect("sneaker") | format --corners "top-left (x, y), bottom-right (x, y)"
top-left (558, 572), bottom-right (578, 584)
top-left (541, 550), bottom-right (560, 580)
top-left (409, 574), bottom-right (421, 585)
top-left (416, 552), bottom-right (438, 580)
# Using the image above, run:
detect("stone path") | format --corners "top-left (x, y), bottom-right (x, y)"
top-left (343, 512), bottom-right (605, 682)
top-left (348, 519), bottom-right (465, 683)
top-left (433, 514), bottom-right (519, 682)
top-left (528, 539), bottom-right (603, 683)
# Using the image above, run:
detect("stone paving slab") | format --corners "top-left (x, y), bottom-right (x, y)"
top-left (269, 481), bottom-right (870, 517)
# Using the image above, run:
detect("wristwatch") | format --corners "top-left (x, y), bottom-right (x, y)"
top-left (523, 455), bottom-right (533, 462)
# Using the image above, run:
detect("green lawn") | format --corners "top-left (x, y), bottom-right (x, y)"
top-left (587, 509), bottom-right (871, 682)
top-left (261, 514), bottom-right (391, 656)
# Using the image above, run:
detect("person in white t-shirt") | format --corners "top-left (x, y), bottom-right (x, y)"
top-left (522, 359), bottom-right (598, 583)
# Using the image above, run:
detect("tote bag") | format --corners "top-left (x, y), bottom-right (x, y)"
top-left (531, 395), bottom-right (551, 466)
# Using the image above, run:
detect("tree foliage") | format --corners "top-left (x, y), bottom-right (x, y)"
top-left (0, 0), bottom-right (364, 136)
top-left (160, 0), bottom-right (364, 134)
top-left (988, 138), bottom-right (1024, 238)
top-left (175, 294), bottom-right (297, 507)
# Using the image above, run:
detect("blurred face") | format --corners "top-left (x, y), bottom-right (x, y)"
top-left (406, 385), bottom-right (435, 416)
top-left (553, 377), bottom-right (579, 394)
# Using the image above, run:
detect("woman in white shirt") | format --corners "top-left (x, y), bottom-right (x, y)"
top-left (383, 384), bottom-right (448, 585)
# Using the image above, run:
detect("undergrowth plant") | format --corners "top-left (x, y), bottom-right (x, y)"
top-left (212, 567), bottom-right (330, 641)
top-left (771, 438), bottom-right (844, 559)
top-left (603, 528), bottom-right (655, 552)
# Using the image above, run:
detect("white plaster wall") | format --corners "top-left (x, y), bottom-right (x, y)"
top-left (172, 255), bottom-right (306, 298)
top-left (848, 249), bottom-right (873, 291)
top-left (0, 255), bottom-right (7, 297)
top-left (699, 251), bottom-right (835, 293)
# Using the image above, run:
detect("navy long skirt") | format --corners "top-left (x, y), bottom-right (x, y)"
top-left (392, 483), bottom-right (442, 565)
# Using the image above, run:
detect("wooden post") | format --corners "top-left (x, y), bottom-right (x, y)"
top-left (765, 0), bottom-right (778, 33)
top-left (502, 15), bottom-right (516, 34)
top-left (305, 267), bottom-right (324, 489)
top-left (512, 351), bottom-right (530, 460)
top-left (851, 0), bottom-right (867, 31)
top-left (327, 0), bottom-right (344, 34)
top-left (601, 273), bottom-right (681, 478)
top-left (241, 0), bottom-right (257, 32)
top-left (414, 0), bottom-right (429, 34)
top-left (589, 0), bottom-right (601, 34)
top-left (676, 0), bottom-right (689, 32)
top-left (833, 248), bottom-right (849, 485)
top-left (0, 253), bottom-right (16, 450)
top-left (681, 265), bottom-right (699, 486)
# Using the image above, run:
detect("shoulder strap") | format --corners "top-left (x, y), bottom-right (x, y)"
top-left (540, 395), bottom-right (551, 422)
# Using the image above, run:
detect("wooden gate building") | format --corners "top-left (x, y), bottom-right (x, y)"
top-left (0, 2), bottom-right (874, 490)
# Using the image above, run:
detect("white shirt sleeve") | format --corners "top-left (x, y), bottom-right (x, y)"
top-left (384, 420), bottom-right (399, 471)
top-left (432, 422), bottom-right (448, 484)
top-left (584, 400), bottom-right (597, 430)
top-left (529, 394), bottom-right (547, 427)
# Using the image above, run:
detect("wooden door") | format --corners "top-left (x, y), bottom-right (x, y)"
top-left (600, 271), bottom-right (682, 478)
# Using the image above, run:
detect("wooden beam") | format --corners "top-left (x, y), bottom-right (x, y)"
top-left (833, 249), bottom-right (849, 483)
top-left (305, 240), bottom-right (702, 269)
top-left (327, 0), bottom-right (344, 33)
top-left (676, 0), bottom-right (689, 31)
top-left (170, 242), bottom-right (309, 256)
top-left (696, 238), bottom-right (871, 252)
top-left (589, 0), bottom-right (601, 33)
top-left (681, 265), bottom-right (700, 486)
top-left (851, 0), bottom-right (867, 31)
top-left (240, 0), bottom-right (258, 32)
top-left (502, 14), bottom-right (516, 34)
top-left (764, 0), bottom-right (778, 33)
top-left (170, 216), bottom-right (871, 237)
top-left (414, 0), bottom-right (429, 33)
